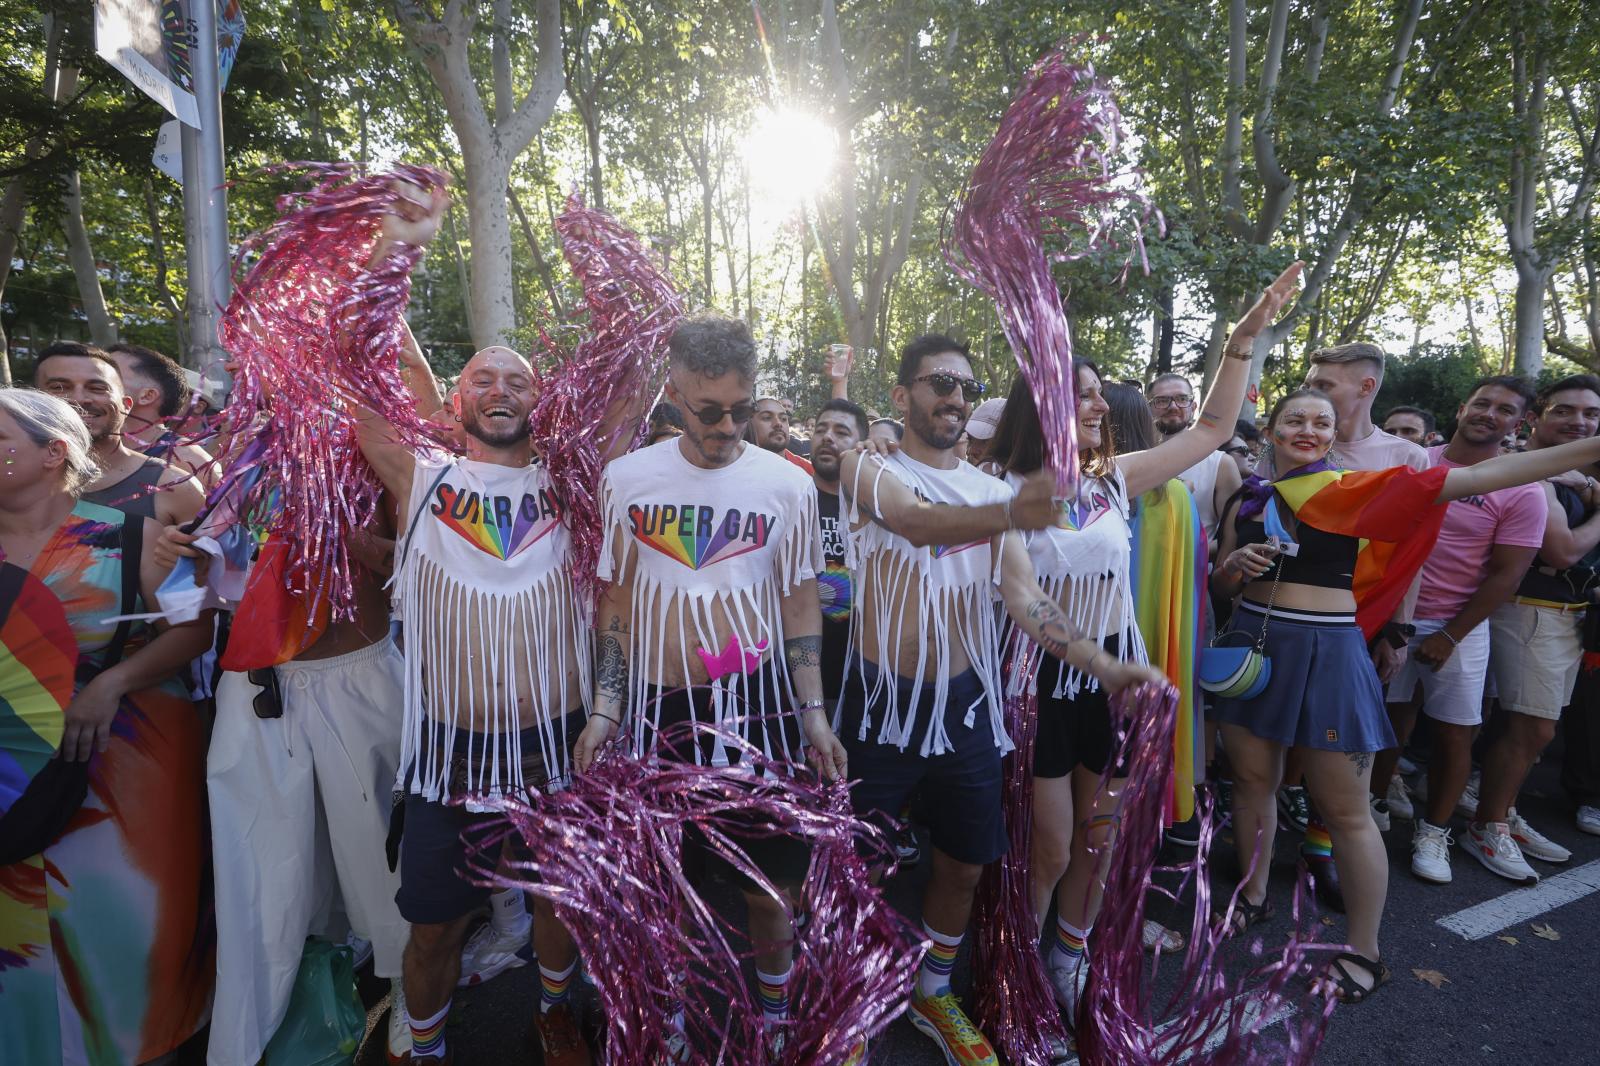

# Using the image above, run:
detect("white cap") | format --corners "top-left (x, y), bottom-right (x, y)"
top-left (966, 398), bottom-right (1006, 439)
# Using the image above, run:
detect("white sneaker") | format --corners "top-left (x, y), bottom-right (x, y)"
top-left (457, 912), bottom-right (534, 987)
top-left (344, 932), bottom-right (374, 970)
top-left (665, 1008), bottom-right (692, 1064)
top-left (385, 982), bottom-right (409, 1065)
top-left (1370, 795), bottom-right (1391, 833)
top-left (1410, 821), bottom-right (1453, 884)
top-left (1456, 772), bottom-right (1480, 819)
top-left (1578, 805), bottom-right (1600, 836)
top-left (1462, 821), bottom-right (1538, 884)
top-left (1386, 776), bottom-right (1414, 821)
top-left (1047, 954), bottom-right (1089, 1022)
top-left (1398, 754), bottom-right (1419, 776)
top-left (1507, 808), bottom-right (1571, 863)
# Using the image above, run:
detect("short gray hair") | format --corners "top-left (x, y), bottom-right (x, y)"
top-left (668, 313), bottom-right (757, 381)
top-left (1309, 342), bottom-right (1385, 386)
top-left (0, 388), bottom-right (102, 495)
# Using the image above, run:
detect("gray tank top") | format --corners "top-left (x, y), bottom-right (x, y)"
top-left (82, 459), bottom-right (165, 519)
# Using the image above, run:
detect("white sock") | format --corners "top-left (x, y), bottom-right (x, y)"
top-left (489, 887), bottom-right (526, 933)
top-left (408, 998), bottom-right (450, 1060)
top-left (755, 962), bottom-right (792, 1026)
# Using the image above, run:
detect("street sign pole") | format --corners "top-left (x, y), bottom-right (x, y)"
top-left (181, 0), bottom-right (232, 401)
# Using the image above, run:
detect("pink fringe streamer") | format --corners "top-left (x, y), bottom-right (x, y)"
top-left (469, 722), bottom-right (920, 1065)
top-left (943, 48), bottom-right (1155, 498)
top-left (531, 195), bottom-right (684, 607)
top-left (975, 655), bottom-right (1338, 1065)
top-left (217, 163), bottom-right (449, 619)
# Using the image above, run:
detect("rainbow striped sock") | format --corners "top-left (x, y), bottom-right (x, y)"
top-left (409, 999), bottom-right (449, 1060)
top-left (1050, 917), bottom-right (1090, 970)
top-left (755, 963), bottom-right (792, 1024)
top-left (539, 960), bottom-right (577, 1014)
top-left (1301, 818), bottom-right (1333, 860)
top-left (918, 922), bottom-right (962, 997)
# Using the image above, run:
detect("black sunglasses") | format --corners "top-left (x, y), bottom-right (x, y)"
top-left (914, 372), bottom-right (986, 404)
top-left (1223, 445), bottom-right (1251, 457)
top-left (684, 399), bottom-right (756, 426)
top-left (247, 667), bottom-right (283, 719)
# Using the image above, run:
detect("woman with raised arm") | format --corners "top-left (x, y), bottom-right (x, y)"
top-left (1211, 384), bottom-right (1600, 1003)
top-left (982, 263), bottom-right (1303, 1026)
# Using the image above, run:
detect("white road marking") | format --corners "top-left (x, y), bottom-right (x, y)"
top-left (1054, 992), bottom-right (1298, 1065)
top-left (1437, 858), bottom-right (1600, 940)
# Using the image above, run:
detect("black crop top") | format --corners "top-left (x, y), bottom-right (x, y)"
top-left (1234, 511), bottom-right (1358, 590)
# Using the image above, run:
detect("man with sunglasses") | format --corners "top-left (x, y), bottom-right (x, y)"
top-left (834, 334), bottom-right (1162, 1065)
top-left (574, 313), bottom-right (855, 1061)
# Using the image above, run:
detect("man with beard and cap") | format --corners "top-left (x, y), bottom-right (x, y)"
top-left (748, 395), bottom-right (814, 473)
top-left (1368, 377), bottom-right (1546, 888)
top-left (33, 341), bottom-right (205, 526)
top-left (352, 188), bottom-right (616, 1066)
top-left (834, 334), bottom-right (1162, 1065)
top-left (1147, 372), bottom-right (1240, 546)
top-left (1467, 375), bottom-right (1600, 883)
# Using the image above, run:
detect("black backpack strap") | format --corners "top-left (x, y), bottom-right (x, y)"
top-left (99, 516), bottom-right (145, 672)
top-left (395, 463), bottom-right (451, 580)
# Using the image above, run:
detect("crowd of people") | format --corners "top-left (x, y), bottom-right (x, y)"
top-left (5, 190), bottom-right (1600, 1066)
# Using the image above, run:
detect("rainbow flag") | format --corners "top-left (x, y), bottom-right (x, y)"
top-left (1130, 481), bottom-right (1205, 824)
top-left (1266, 465), bottom-right (1451, 640)
top-left (217, 533), bottom-right (329, 671)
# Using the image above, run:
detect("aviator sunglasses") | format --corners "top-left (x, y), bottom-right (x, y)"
top-left (914, 372), bottom-right (987, 404)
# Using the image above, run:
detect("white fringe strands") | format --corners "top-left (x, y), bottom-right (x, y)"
top-left (397, 554), bottom-right (588, 801)
top-left (597, 478), bottom-right (823, 767)
top-left (839, 456), bottom-right (1010, 758)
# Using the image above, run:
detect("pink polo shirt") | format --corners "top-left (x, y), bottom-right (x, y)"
top-left (1414, 445), bottom-right (1547, 620)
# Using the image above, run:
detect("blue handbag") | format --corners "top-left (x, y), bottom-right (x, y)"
top-left (1200, 560), bottom-right (1279, 701)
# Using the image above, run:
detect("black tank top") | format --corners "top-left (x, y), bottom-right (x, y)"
top-left (1234, 510), bottom-right (1358, 590)
top-left (1518, 482), bottom-right (1597, 604)
top-left (82, 459), bottom-right (164, 520)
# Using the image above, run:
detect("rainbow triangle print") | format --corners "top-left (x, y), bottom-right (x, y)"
top-left (431, 484), bottom-right (562, 562)
top-left (930, 539), bottom-right (986, 559)
top-left (628, 502), bottom-right (774, 570)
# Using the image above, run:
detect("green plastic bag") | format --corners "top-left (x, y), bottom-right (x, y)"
top-left (260, 937), bottom-right (365, 1066)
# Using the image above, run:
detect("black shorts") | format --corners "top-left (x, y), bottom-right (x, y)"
top-left (644, 674), bottom-right (812, 895)
top-left (1034, 636), bottom-right (1130, 779)
top-left (837, 661), bottom-right (1006, 867)
top-left (395, 709), bottom-right (584, 926)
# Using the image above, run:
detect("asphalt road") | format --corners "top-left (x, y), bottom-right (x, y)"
top-left (352, 755), bottom-right (1600, 1066)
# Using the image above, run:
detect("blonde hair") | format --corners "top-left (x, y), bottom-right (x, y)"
top-left (0, 388), bottom-right (102, 495)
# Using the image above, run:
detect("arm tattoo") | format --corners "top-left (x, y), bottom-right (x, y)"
top-left (1025, 597), bottom-right (1085, 659)
top-left (596, 621), bottom-right (628, 705)
top-left (784, 635), bottom-right (822, 672)
top-left (1348, 751), bottom-right (1372, 775)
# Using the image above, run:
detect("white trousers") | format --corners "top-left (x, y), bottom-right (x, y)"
top-left (206, 639), bottom-right (409, 1066)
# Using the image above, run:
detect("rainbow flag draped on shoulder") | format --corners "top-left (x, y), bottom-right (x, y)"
top-left (1243, 460), bottom-right (1452, 640)
top-left (1130, 480), bottom-right (1205, 824)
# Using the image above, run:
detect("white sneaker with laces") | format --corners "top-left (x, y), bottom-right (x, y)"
top-left (1370, 795), bottom-right (1391, 833)
top-left (457, 912), bottom-right (534, 987)
top-left (665, 1009), bottom-right (692, 1064)
top-left (1462, 821), bottom-right (1538, 884)
top-left (385, 982), bottom-right (409, 1065)
top-left (1507, 807), bottom-right (1571, 863)
top-left (1386, 776), bottom-right (1414, 821)
top-left (1410, 821), bottom-right (1452, 884)
top-left (1578, 805), bottom-right (1600, 837)
top-left (1047, 954), bottom-right (1089, 1023)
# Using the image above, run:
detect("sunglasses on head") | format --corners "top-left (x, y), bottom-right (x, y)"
top-left (684, 399), bottom-right (756, 426)
top-left (915, 372), bottom-right (986, 404)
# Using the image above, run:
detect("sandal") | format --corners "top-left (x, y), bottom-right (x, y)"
top-left (1142, 918), bottom-right (1186, 953)
top-left (1218, 893), bottom-right (1273, 935)
top-left (1318, 951), bottom-right (1390, 1004)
